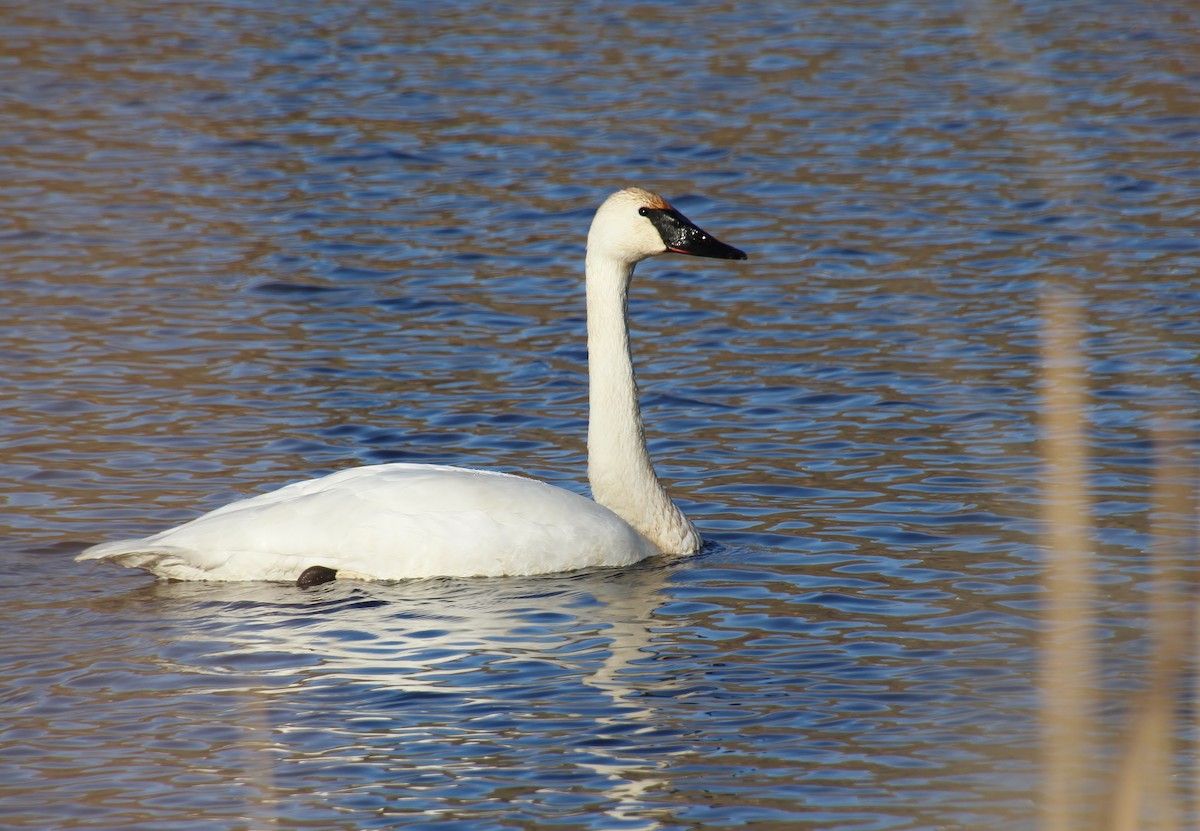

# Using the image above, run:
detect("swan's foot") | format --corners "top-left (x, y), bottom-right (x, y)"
top-left (297, 565), bottom-right (338, 588)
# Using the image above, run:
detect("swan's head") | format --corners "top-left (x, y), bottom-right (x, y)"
top-left (587, 187), bottom-right (747, 265)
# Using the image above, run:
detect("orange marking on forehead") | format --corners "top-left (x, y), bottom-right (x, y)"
top-left (620, 187), bottom-right (672, 211)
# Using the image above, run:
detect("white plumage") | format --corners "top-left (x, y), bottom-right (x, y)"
top-left (81, 465), bottom-right (656, 581)
top-left (77, 187), bottom-right (746, 583)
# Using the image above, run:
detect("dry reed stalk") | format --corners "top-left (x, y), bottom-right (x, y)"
top-left (1041, 288), bottom-right (1198, 831)
top-left (1039, 290), bottom-right (1095, 831)
top-left (1109, 422), bottom-right (1194, 831)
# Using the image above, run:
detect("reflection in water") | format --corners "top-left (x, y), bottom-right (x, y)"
top-left (114, 562), bottom-right (688, 828)
top-left (2, 0), bottom-right (1198, 828)
top-left (4, 546), bottom-right (1048, 829)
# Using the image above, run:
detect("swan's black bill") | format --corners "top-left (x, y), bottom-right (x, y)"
top-left (640, 206), bottom-right (748, 261)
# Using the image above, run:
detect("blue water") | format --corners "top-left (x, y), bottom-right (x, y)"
top-left (3, 1), bottom-right (1199, 828)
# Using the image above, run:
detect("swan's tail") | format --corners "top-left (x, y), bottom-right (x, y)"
top-left (76, 539), bottom-right (214, 581)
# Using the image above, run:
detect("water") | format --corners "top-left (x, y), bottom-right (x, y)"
top-left (3, 1), bottom-right (1199, 828)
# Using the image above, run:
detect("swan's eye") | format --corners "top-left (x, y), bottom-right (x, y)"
top-left (638, 207), bottom-right (649, 216)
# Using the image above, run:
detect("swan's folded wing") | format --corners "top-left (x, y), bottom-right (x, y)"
top-left (78, 463), bottom-right (657, 581)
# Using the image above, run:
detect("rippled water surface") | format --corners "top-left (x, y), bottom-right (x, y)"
top-left (3, 1), bottom-right (1199, 828)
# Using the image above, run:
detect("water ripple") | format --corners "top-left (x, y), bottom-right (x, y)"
top-left (2, 0), bottom-right (1197, 828)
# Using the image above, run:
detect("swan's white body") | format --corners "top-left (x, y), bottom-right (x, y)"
top-left (78, 187), bottom-right (745, 582)
top-left (81, 465), bottom-right (657, 581)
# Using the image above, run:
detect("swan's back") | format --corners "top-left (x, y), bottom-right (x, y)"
top-left (78, 464), bottom-right (658, 581)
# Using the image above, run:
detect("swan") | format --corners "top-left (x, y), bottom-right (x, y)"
top-left (77, 187), bottom-right (747, 584)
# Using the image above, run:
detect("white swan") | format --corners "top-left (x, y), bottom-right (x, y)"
top-left (77, 187), bottom-right (747, 584)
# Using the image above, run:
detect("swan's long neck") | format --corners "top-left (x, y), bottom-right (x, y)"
top-left (585, 250), bottom-right (700, 555)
